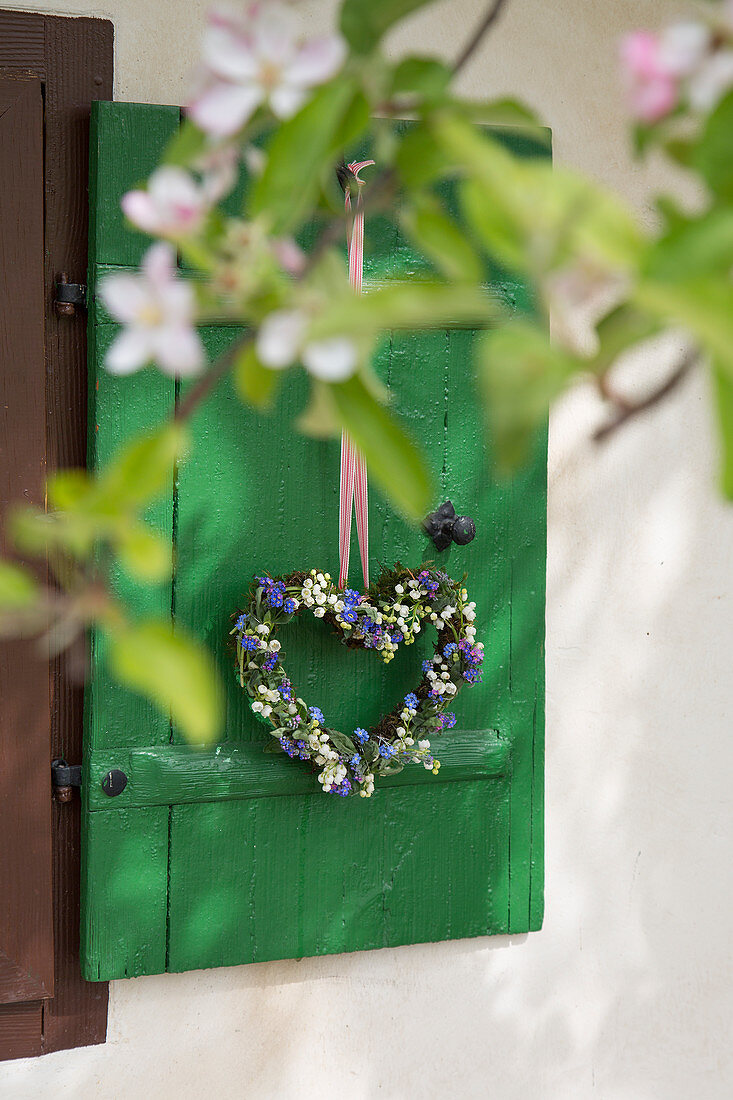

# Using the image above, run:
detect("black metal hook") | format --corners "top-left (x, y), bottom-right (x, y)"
top-left (423, 501), bottom-right (476, 551)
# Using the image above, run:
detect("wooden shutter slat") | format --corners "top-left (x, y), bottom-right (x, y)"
top-left (83, 730), bottom-right (509, 809)
top-left (0, 72), bottom-right (54, 1005)
top-left (81, 101), bottom-right (180, 981)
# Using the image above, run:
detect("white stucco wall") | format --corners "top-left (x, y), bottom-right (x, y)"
top-left (2, 1), bottom-right (732, 1097)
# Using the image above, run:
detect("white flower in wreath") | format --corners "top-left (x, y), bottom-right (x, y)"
top-left (188, 2), bottom-right (346, 137)
top-left (256, 309), bottom-right (358, 382)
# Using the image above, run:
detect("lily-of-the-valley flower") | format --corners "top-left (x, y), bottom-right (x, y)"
top-left (99, 242), bottom-right (205, 377)
top-left (256, 309), bottom-right (358, 382)
top-left (188, 1), bottom-right (347, 137)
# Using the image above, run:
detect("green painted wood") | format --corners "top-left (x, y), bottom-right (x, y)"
top-left (82, 103), bottom-right (548, 979)
top-left (81, 102), bottom-right (180, 981)
top-left (85, 730), bottom-right (509, 809)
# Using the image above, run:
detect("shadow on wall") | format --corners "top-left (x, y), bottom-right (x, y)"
top-left (2, 366), bottom-right (732, 1099)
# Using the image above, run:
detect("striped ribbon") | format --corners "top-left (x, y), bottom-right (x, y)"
top-left (338, 159), bottom-right (374, 591)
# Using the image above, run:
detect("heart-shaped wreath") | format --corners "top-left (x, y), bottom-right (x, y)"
top-left (230, 565), bottom-right (483, 797)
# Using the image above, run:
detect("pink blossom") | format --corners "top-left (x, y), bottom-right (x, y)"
top-left (621, 31), bottom-right (678, 122)
top-left (99, 243), bottom-right (204, 377)
top-left (122, 168), bottom-right (209, 237)
top-left (188, 2), bottom-right (346, 137)
top-left (121, 153), bottom-right (237, 238)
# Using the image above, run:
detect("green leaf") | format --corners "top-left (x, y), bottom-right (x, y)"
top-left (460, 176), bottom-right (525, 271)
top-left (116, 523), bottom-right (172, 582)
top-left (478, 321), bottom-right (578, 469)
top-left (455, 97), bottom-right (543, 131)
top-left (329, 374), bottom-right (432, 519)
top-left (389, 56), bottom-right (452, 100)
top-left (401, 195), bottom-right (484, 282)
top-left (340, 0), bottom-right (438, 54)
top-left (250, 79), bottom-right (358, 233)
top-left (644, 208), bottom-right (733, 283)
top-left (635, 277), bottom-right (733, 376)
top-left (588, 305), bottom-right (660, 377)
top-left (310, 281), bottom-right (500, 341)
top-left (712, 361), bottom-right (733, 499)
top-left (233, 343), bottom-right (280, 409)
top-left (694, 88), bottom-right (733, 200)
top-left (0, 560), bottom-right (39, 610)
top-left (395, 122), bottom-right (451, 189)
top-left (47, 469), bottom-right (93, 510)
top-left (98, 424), bottom-right (188, 511)
top-left (161, 118), bottom-right (209, 167)
top-left (435, 111), bottom-right (642, 273)
top-left (297, 381), bottom-right (339, 437)
top-left (326, 728), bottom-right (357, 756)
top-left (107, 618), bottom-right (224, 745)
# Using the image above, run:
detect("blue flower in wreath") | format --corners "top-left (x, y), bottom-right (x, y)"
top-left (351, 753), bottom-right (361, 766)
top-left (378, 743), bottom-right (394, 759)
top-left (235, 614), bottom-right (247, 630)
top-left (309, 706), bottom-right (325, 724)
top-left (354, 728), bottom-right (369, 744)
top-left (443, 712), bottom-right (457, 729)
top-left (443, 642), bottom-right (457, 658)
top-left (343, 589), bottom-right (361, 607)
top-left (404, 692), bottom-right (419, 710)
top-left (341, 607), bottom-right (358, 624)
top-left (240, 634), bottom-right (259, 651)
top-left (422, 659), bottom-right (433, 674)
top-left (283, 597), bottom-right (297, 614)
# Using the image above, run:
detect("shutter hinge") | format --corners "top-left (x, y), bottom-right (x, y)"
top-left (54, 273), bottom-right (87, 316)
top-left (51, 757), bottom-right (82, 802)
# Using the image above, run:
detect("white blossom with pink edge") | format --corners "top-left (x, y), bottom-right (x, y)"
top-left (99, 243), bottom-right (205, 377)
top-left (621, 31), bottom-right (681, 123)
top-left (121, 150), bottom-right (237, 238)
top-left (188, 2), bottom-right (346, 138)
top-left (256, 309), bottom-right (357, 382)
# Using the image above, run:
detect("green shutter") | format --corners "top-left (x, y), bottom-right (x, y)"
top-left (81, 101), bottom-right (548, 979)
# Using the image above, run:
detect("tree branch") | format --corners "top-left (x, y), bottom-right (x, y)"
top-left (175, 336), bottom-right (251, 422)
top-left (452, 0), bottom-right (509, 76)
top-left (593, 348), bottom-right (698, 442)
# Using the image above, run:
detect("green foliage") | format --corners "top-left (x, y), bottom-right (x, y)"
top-left (162, 118), bottom-right (209, 167)
top-left (712, 362), bottom-right (733, 499)
top-left (479, 321), bottom-right (577, 469)
top-left (340, 0), bottom-right (437, 54)
top-left (694, 89), bottom-right (733, 200)
top-left (310, 280), bottom-right (499, 340)
top-left (107, 619), bottom-right (224, 745)
top-left (329, 374), bottom-right (432, 519)
top-left (233, 342), bottom-right (280, 408)
top-left (388, 56), bottom-right (452, 100)
top-left (401, 194), bottom-right (484, 282)
top-left (250, 78), bottom-right (366, 233)
top-left (0, 561), bottom-right (39, 610)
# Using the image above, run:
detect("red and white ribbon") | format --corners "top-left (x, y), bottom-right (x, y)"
top-left (338, 159), bottom-right (374, 591)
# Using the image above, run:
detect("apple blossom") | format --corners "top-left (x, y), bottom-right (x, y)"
top-left (121, 149), bottom-right (237, 238)
top-left (687, 49), bottom-right (733, 112)
top-left (188, 2), bottom-right (346, 138)
top-left (99, 242), bottom-right (205, 377)
top-left (255, 309), bottom-right (358, 382)
top-left (620, 31), bottom-right (679, 123)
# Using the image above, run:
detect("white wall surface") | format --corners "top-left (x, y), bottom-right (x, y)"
top-left (2, 1), bottom-right (732, 1097)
